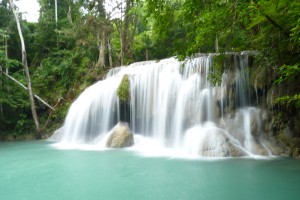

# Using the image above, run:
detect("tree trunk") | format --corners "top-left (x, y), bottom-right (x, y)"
top-left (145, 48), bottom-right (148, 61)
top-left (108, 37), bottom-right (113, 68)
top-left (120, 1), bottom-right (124, 65)
top-left (5, 34), bottom-right (8, 74)
top-left (55, 0), bottom-right (58, 24)
top-left (215, 34), bottom-right (219, 53)
top-left (100, 31), bottom-right (106, 68)
top-left (120, 31), bottom-right (124, 65)
top-left (10, 0), bottom-right (41, 135)
top-left (96, 31), bottom-right (106, 68)
top-left (120, 0), bottom-right (132, 65)
top-left (67, 5), bottom-right (73, 25)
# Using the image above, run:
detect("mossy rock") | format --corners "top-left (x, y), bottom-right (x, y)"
top-left (117, 75), bottom-right (130, 103)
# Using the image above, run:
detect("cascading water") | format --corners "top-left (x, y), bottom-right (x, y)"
top-left (54, 53), bottom-right (271, 157)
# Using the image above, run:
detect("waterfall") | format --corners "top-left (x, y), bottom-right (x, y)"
top-left (54, 53), bottom-right (271, 157)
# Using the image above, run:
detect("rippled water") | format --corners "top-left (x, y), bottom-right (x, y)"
top-left (1, 141), bottom-right (300, 200)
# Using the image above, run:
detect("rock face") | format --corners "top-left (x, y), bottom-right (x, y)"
top-left (106, 122), bottom-right (134, 148)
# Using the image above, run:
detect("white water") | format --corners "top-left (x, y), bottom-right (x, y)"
top-left (54, 54), bottom-right (271, 157)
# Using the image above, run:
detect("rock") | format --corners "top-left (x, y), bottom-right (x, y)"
top-left (262, 139), bottom-right (289, 156)
top-left (197, 128), bottom-right (247, 157)
top-left (271, 146), bottom-right (285, 155)
top-left (292, 114), bottom-right (300, 137)
top-left (291, 138), bottom-right (300, 158)
top-left (227, 143), bottom-right (247, 157)
top-left (106, 122), bottom-right (134, 148)
top-left (251, 142), bottom-right (270, 156)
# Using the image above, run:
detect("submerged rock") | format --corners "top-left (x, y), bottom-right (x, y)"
top-left (106, 122), bottom-right (134, 148)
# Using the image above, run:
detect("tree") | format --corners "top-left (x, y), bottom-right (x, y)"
top-left (77, 0), bottom-right (111, 68)
top-left (9, 0), bottom-right (40, 135)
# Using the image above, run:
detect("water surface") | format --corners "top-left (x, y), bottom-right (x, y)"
top-left (0, 141), bottom-right (299, 200)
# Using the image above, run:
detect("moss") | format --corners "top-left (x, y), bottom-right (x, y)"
top-left (117, 75), bottom-right (130, 103)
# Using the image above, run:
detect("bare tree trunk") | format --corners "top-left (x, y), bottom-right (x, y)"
top-left (67, 5), bottom-right (73, 25)
top-left (99, 31), bottom-right (106, 68)
top-left (120, 32), bottom-right (124, 65)
top-left (55, 0), bottom-right (58, 24)
top-left (121, 0), bottom-right (132, 65)
top-left (10, 0), bottom-right (41, 135)
top-left (145, 48), bottom-right (148, 61)
top-left (108, 37), bottom-right (113, 68)
top-left (5, 34), bottom-right (8, 74)
top-left (120, 1), bottom-right (124, 65)
top-left (215, 34), bottom-right (219, 53)
top-left (96, 31), bottom-right (106, 68)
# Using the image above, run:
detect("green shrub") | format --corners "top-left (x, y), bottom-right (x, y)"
top-left (117, 75), bottom-right (130, 103)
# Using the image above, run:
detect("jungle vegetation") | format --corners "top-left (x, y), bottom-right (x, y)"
top-left (0, 0), bottom-right (299, 137)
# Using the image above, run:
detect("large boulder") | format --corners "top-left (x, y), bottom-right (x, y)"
top-left (199, 132), bottom-right (248, 157)
top-left (106, 122), bottom-right (134, 148)
top-left (184, 124), bottom-right (248, 157)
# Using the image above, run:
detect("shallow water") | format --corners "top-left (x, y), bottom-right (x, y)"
top-left (1, 141), bottom-right (300, 200)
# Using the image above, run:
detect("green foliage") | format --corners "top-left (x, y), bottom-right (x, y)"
top-left (291, 18), bottom-right (300, 47)
top-left (275, 93), bottom-right (300, 110)
top-left (0, 72), bottom-right (33, 134)
top-left (275, 64), bottom-right (300, 85)
top-left (143, 0), bottom-right (300, 109)
top-left (274, 64), bottom-right (300, 109)
top-left (0, 9), bottom-right (32, 134)
top-left (0, 56), bottom-right (19, 69)
top-left (208, 54), bottom-right (227, 86)
top-left (37, 50), bottom-right (77, 86)
top-left (1, 0), bottom-right (95, 135)
top-left (1, 0), bottom-right (300, 136)
top-left (117, 75), bottom-right (130, 103)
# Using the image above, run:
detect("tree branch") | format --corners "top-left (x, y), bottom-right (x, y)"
top-left (263, 14), bottom-right (290, 37)
top-left (252, 0), bottom-right (290, 37)
top-left (0, 69), bottom-right (55, 111)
